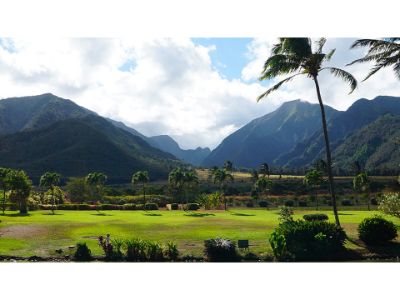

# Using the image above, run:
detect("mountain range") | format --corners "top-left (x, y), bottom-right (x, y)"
top-left (204, 95), bottom-right (400, 174)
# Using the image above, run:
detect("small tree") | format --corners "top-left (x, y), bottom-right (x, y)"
top-left (132, 171), bottom-right (149, 204)
top-left (212, 168), bottom-right (234, 210)
top-left (259, 163), bottom-right (270, 178)
top-left (40, 172), bottom-right (61, 214)
top-left (168, 167), bottom-right (186, 203)
top-left (7, 170), bottom-right (32, 214)
top-left (65, 177), bottom-right (89, 203)
top-left (379, 193), bottom-right (400, 218)
top-left (183, 170), bottom-right (199, 204)
top-left (85, 172), bottom-right (107, 203)
top-left (304, 169), bottom-right (323, 210)
top-left (224, 160), bottom-right (233, 172)
top-left (0, 167), bottom-right (11, 214)
top-left (353, 172), bottom-right (370, 210)
top-left (254, 177), bottom-right (272, 204)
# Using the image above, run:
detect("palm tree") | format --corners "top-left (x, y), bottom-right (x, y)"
top-left (224, 160), bottom-right (233, 172)
top-left (183, 170), bottom-right (199, 205)
top-left (40, 172), bottom-right (61, 214)
top-left (168, 167), bottom-right (186, 203)
top-left (250, 169), bottom-right (259, 182)
top-left (212, 168), bottom-right (234, 210)
top-left (313, 159), bottom-right (327, 175)
top-left (258, 38), bottom-right (358, 226)
top-left (254, 177), bottom-right (272, 203)
top-left (348, 38), bottom-right (400, 80)
top-left (304, 169), bottom-right (324, 210)
top-left (7, 170), bottom-right (32, 214)
top-left (0, 167), bottom-right (11, 215)
top-left (259, 163), bottom-right (270, 178)
top-left (353, 172), bottom-right (371, 210)
top-left (132, 171), bottom-right (149, 204)
top-left (85, 172), bottom-right (107, 203)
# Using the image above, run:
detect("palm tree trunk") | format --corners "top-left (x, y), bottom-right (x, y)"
top-left (313, 77), bottom-right (341, 227)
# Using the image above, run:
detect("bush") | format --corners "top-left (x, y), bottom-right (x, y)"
top-left (270, 220), bottom-right (347, 261)
top-left (341, 200), bottom-right (353, 206)
top-left (241, 252), bottom-right (260, 262)
top-left (378, 193), bottom-right (400, 218)
top-left (98, 236), bottom-right (124, 261)
top-left (73, 242), bottom-right (93, 261)
top-left (123, 204), bottom-right (136, 210)
top-left (186, 203), bottom-right (199, 211)
top-left (146, 241), bottom-right (165, 262)
top-left (298, 201), bottom-right (308, 207)
top-left (284, 200), bottom-right (294, 207)
top-left (358, 216), bottom-right (398, 245)
top-left (278, 206), bottom-right (293, 223)
top-left (258, 200), bottom-right (269, 207)
top-left (170, 203), bottom-right (179, 210)
top-left (125, 238), bottom-right (147, 261)
top-left (100, 204), bottom-right (122, 210)
top-left (165, 241), bottom-right (179, 261)
top-left (144, 203), bottom-right (158, 210)
top-left (204, 238), bottom-right (239, 262)
top-left (303, 214), bottom-right (329, 222)
top-left (246, 201), bottom-right (254, 208)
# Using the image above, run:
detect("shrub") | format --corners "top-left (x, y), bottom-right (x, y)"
top-left (186, 203), bottom-right (199, 211)
top-left (73, 242), bottom-right (93, 261)
top-left (341, 199), bottom-right (353, 206)
top-left (100, 204), bottom-right (120, 210)
top-left (303, 214), bottom-right (329, 222)
top-left (278, 206), bottom-right (293, 223)
top-left (98, 236), bottom-right (124, 261)
top-left (125, 238), bottom-right (147, 261)
top-left (77, 203), bottom-right (91, 210)
top-left (270, 220), bottom-right (347, 261)
top-left (370, 198), bottom-right (378, 206)
top-left (146, 241), bottom-right (165, 262)
top-left (204, 238), bottom-right (239, 262)
top-left (358, 215), bottom-right (398, 245)
top-left (284, 200), bottom-right (294, 207)
top-left (144, 203), bottom-right (158, 210)
top-left (298, 201), bottom-right (308, 207)
top-left (165, 241), bottom-right (179, 261)
top-left (170, 203), bottom-right (179, 210)
top-left (241, 252), bottom-right (260, 262)
top-left (123, 204), bottom-right (136, 210)
top-left (246, 201), bottom-right (254, 208)
top-left (258, 200), bottom-right (268, 208)
top-left (136, 204), bottom-right (145, 210)
top-left (378, 193), bottom-right (400, 218)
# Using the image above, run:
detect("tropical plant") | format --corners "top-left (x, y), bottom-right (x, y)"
top-left (303, 169), bottom-right (324, 210)
top-left (278, 206), bottom-right (294, 223)
top-left (7, 170), bottom-right (32, 214)
top-left (165, 241), bottom-right (179, 261)
top-left (353, 172), bottom-right (371, 210)
top-left (183, 169), bottom-right (199, 204)
top-left (168, 167), bottom-right (186, 203)
top-left (254, 177), bottom-right (272, 203)
top-left (259, 163), bottom-right (270, 178)
top-left (0, 167), bottom-right (11, 214)
top-left (348, 38), bottom-right (400, 80)
top-left (250, 169), bottom-right (259, 182)
top-left (132, 171), bottom-right (149, 204)
top-left (40, 172), bottom-right (61, 214)
top-left (212, 168), bottom-right (234, 210)
top-left (224, 160), bottom-right (233, 172)
top-left (85, 172), bottom-right (107, 202)
top-left (379, 193), bottom-right (400, 218)
top-left (258, 38), bottom-right (358, 226)
top-left (198, 192), bottom-right (222, 210)
top-left (313, 159), bottom-right (327, 175)
top-left (74, 242), bottom-right (93, 261)
top-left (65, 177), bottom-right (90, 203)
top-left (204, 238), bottom-right (239, 262)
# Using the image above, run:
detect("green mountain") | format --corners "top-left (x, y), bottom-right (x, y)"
top-left (0, 94), bottom-right (182, 182)
top-left (333, 114), bottom-right (400, 174)
top-left (279, 96), bottom-right (400, 168)
top-left (203, 100), bottom-right (339, 168)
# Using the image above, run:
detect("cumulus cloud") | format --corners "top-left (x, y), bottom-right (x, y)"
top-left (0, 37), bottom-right (399, 150)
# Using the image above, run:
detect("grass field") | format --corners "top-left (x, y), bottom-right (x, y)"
top-left (1, 208), bottom-right (399, 258)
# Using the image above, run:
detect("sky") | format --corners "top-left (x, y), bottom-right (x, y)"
top-left (0, 37), bottom-right (399, 150)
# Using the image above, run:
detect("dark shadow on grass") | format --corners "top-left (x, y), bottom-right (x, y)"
top-left (231, 212), bottom-right (255, 217)
top-left (365, 242), bottom-right (400, 258)
top-left (91, 213), bottom-right (113, 216)
top-left (143, 213), bottom-right (162, 216)
top-left (184, 212), bottom-right (215, 217)
top-left (2, 213), bottom-right (31, 217)
top-left (42, 212), bottom-right (64, 215)
top-left (338, 213), bottom-right (354, 216)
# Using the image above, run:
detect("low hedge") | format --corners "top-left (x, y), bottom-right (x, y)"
top-left (144, 203), bottom-right (159, 210)
top-left (170, 203), bottom-right (179, 210)
top-left (258, 200), bottom-right (269, 207)
top-left (186, 203), bottom-right (200, 211)
top-left (303, 214), bottom-right (329, 222)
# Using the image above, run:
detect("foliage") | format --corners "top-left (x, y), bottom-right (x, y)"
top-left (271, 220), bottom-right (347, 261)
top-left (65, 177), bottom-right (90, 203)
top-left (358, 215), bottom-right (398, 245)
top-left (7, 169), bottom-right (32, 214)
top-left (341, 200), bottom-right (353, 206)
top-left (197, 192), bottom-right (221, 210)
top-left (132, 171), bottom-right (149, 203)
top-left (185, 203), bottom-right (200, 211)
top-left (303, 214), bottom-right (329, 221)
top-left (164, 241), bottom-right (179, 261)
top-left (0, 167), bottom-right (12, 214)
top-left (144, 203), bottom-right (159, 210)
top-left (269, 231), bottom-right (288, 261)
top-left (379, 193), bottom-right (400, 218)
top-left (284, 200), bottom-right (294, 207)
top-left (73, 242), bottom-right (93, 261)
top-left (146, 241), bottom-right (165, 262)
top-left (204, 238), bottom-right (239, 262)
top-left (98, 235), bottom-right (124, 261)
top-left (258, 200), bottom-right (269, 207)
top-left (278, 206), bottom-right (294, 223)
top-left (125, 238), bottom-right (148, 262)
top-left (170, 203), bottom-right (179, 210)
top-left (212, 168), bottom-right (234, 210)
top-left (85, 172), bottom-right (107, 202)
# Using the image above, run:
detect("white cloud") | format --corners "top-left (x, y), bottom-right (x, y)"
top-left (0, 37), bottom-right (399, 150)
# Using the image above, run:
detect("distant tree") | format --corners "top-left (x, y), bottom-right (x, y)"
top-left (7, 170), bottom-right (32, 214)
top-left (304, 169), bottom-right (324, 210)
top-left (259, 163), bottom-right (270, 178)
top-left (250, 169), bottom-right (259, 182)
top-left (313, 159), bottom-right (327, 175)
top-left (168, 167), bottom-right (186, 203)
top-left (379, 193), bottom-right (400, 218)
top-left (85, 172), bottom-right (107, 203)
top-left (40, 172), bottom-right (61, 214)
top-left (66, 177), bottom-right (89, 203)
top-left (348, 38), bottom-right (400, 80)
top-left (183, 170), bottom-right (199, 204)
top-left (224, 160), bottom-right (233, 172)
top-left (258, 38), bottom-right (357, 226)
top-left (212, 168), bottom-right (234, 210)
top-left (0, 167), bottom-right (11, 214)
top-left (132, 171), bottom-right (149, 204)
top-left (353, 172), bottom-right (371, 210)
top-left (254, 177), bottom-right (273, 203)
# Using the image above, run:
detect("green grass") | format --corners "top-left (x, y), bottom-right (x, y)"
top-left (0, 209), bottom-right (399, 257)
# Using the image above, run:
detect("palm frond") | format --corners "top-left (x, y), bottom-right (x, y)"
top-left (315, 38), bottom-right (327, 53)
top-left (347, 53), bottom-right (384, 66)
top-left (257, 74), bottom-right (301, 102)
top-left (322, 67), bottom-right (357, 93)
top-left (325, 49), bottom-right (336, 61)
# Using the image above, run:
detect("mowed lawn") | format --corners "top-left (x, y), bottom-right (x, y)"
top-left (0, 209), bottom-right (399, 257)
